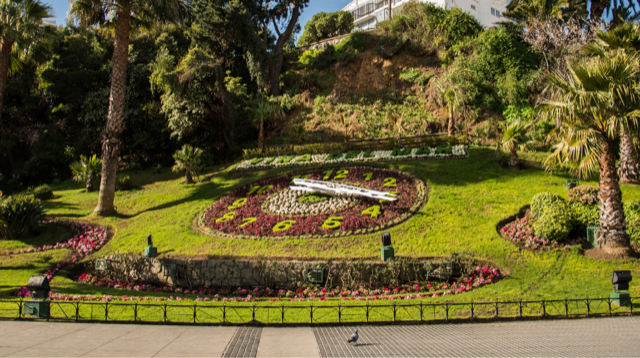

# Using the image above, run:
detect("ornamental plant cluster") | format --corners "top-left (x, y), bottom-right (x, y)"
top-left (200, 167), bottom-right (428, 239)
top-left (233, 145), bottom-right (467, 172)
top-left (14, 221), bottom-right (109, 297)
top-left (503, 186), bottom-right (640, 249)
top-left (39, 267), bottom-right (500, 303)
top-left (0, 195), bottom-right (44, 240)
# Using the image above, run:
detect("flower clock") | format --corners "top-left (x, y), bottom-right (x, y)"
top-left (200, 167), bottom-right (428, 239)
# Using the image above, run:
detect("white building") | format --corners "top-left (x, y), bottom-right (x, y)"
top-left (342, 0), bottom-right (509, 31)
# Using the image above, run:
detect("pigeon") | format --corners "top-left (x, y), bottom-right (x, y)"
top-left (347, 329), bottom-right (359, 346)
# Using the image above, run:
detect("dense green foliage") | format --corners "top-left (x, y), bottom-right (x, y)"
top-left (0, 196), bottom-right (44, 240)
top-left (32, 185), bottom-right (53, 200)
top-left (534, 199), bottom-right (573, 241)
top-left (297, 11), bottom-right (353, 47)
top-left (530, 192), bottom-right (563, 218)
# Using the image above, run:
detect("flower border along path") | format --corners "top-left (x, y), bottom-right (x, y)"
top-left (232, 145), bottom-right (467, 172)
top-left (198, 167), bottom-right (429, 240)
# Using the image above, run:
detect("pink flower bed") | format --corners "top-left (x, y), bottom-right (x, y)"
top-left (14, 221), bottom-right (109, 298)
top-left (202, 167), bottom-right (426, 239)
top-left (40, 266), bottom-right (500, 303)
top-left (501, 214), bottom-right (585, 250)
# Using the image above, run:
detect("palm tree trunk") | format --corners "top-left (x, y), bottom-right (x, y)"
top-left (86, 177), bottom-right (94, 193)
top-left (590, 0), bottom-right (607, 21)
top-left (0, 37), bottom-right (14, 173)
top-left (94, 8), bottom-right (131, 217)
top-left (599, 140), bottom-right (631, 256)
top-left (618, 129), bottom-right (639, 184)
top-left (509, 147), bottom-right (519, 168)
top-left (448, 111), bottom-right (454, 136)
top-left (185, 170), bottom-right (193, 184)
top-left (258, 119), bottom-right (265, 151)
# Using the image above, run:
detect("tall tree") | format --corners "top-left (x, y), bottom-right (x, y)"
top-left (0, 0), bottom-right (52, 169)
top-left (71, 0), bottom-right (183, 216)
top-left (248, 0), bottom-right (309, 96)
top-left (584, 22), bottom-right (640, 184)
top-left (543, 50), bottom-right (640, 256)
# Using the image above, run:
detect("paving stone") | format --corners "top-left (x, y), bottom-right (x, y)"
top-left (222, 327), bottom-right (262, 358)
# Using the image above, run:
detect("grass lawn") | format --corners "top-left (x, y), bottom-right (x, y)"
top-left (2, 146), bottom-right (640, 306)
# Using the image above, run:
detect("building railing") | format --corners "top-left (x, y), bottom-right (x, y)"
top-left (1, 297), bottom-right (638, 326)
top-left (349, 0), bottom-right (407, 21)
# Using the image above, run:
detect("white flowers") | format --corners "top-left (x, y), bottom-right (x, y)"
top-left (262, 189), bottom-right (356, 216)
top-left (233, 145), bottom-right (467, 172)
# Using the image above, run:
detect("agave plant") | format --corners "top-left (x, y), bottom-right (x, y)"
top-left (498, 119), bottom-right (532, 168)
top-left (173, 144), bottom-right (203, 184)
top-left (70, 154), bottom-right (102, 192)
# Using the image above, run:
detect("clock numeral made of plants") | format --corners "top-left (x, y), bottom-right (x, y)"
top-left (199, 167), bottom-right (428, 239)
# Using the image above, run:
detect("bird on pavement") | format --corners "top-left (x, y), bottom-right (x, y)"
top-left (347, 329), bottom-right (359, 346)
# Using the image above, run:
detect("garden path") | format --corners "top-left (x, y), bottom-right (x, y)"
top-left (0, 316), bottom-right (639, 357)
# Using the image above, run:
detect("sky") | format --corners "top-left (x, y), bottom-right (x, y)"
top-left (45, 0), bottom-right (352, 37)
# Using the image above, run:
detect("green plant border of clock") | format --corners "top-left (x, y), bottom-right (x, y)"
top-left (196, 167), bottom-right (430, 240)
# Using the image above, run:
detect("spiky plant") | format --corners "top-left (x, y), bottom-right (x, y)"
top-left (173, 144), bottom-right (203, 184)
top-left (70, 154), bottom-right (102, 192)
top-left (498, 119), bottom-right (531, 168)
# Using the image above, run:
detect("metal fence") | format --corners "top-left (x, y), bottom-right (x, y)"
top-left (1, 297), bottom-right (638, 326)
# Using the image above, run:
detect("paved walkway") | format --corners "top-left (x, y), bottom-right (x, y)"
top-left (0, 316), bottom-right (639, 357)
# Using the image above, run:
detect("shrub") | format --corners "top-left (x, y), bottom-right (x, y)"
top-left (0, 196), bottom-right (44, 240)
top-left (567, 185), bottom-right (599, 206)
top-left (570, 203), bottom-right (599, 233)
top-left (530, 192), bottom-right (563, 218)
top-left (626, 209), bottom-right (640, 244)
top-left (534, 200), bottom-right (573, 242)
top-left (33, 185), bottom-right (54, 200)
top-left (399, 68), bottom-right (423, 83)
top-left (298, 49), bottom-right (322, 69)
top-left (116, 175), bottom-right (133, 191)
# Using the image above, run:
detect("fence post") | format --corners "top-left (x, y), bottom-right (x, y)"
top-left (445, 303), bottom-right (448, 321)
top-left (310, 304), bottom-right (313, 324)
top-left (519, 300), bottom-right (523, 318)
top-left (18, 299), bottom-right (23, 319)
top-left (76, 302), bottom-right (79, 322)
top-left (252, 305), bottom-right (256, 323)
top-left (164, 303), bottom-right (167, 323)
top-left (338, 304), bottom-right (341, 323)
top-left (393, 303), bottom-right (397, 322)
top-left (542, 300), bottom-right (545, 318)
top-left (194, 303), bottom-right (197, 324)
top-left (281, 305), bottom-right (284, 324)
top-left (565, 299), bottom-right (568, 318)
top-left (420, 303), bottom-right (423, 323)
top-left (495, 301), bottom-right (499, 318)
top-left (222, 304), bottom-right (226, 324)
top-left (608, 297), bottom-right (612, 316)
top-left (586, 298), bottom-right (590, 317)
top-left (366, 304), bottom-right (369, 323)
top-left (470, 302), bottom-right (474, 321)
top-left (134, 303), bottom-right (137, 322)
top-left (105, 302), bottom-right (108, 323)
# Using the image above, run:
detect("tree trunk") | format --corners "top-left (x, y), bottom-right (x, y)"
top-left (618, 129), bottom-right (640, 184)
top-left (590, 0), bottom-right (607, 21)
top-left (509, 147), bottom-right (519, 168)
top-left (599, 139), bottom-right (631, 256)
top-left (448, 111), bottom-right (455, 136)
top-left (388, 0), bottom-right (392, 20)
top-left (86, 177), bottom-right (94, 193)
top-left (94, 8), bottom-right (131, 217)
top-left (0, 37), bottom-right (14, 173)
top-left (258, 119), bottom-right (265, 151)
top-left (269, 5), bottom-right (301, 96)
top-left (185, 170), bottom-right (194, 184)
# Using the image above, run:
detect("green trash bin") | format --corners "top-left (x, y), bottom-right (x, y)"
top-left (24, 300), bottom-right (50, 319)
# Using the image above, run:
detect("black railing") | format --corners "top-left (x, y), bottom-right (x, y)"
top-left (1, 297), bottom-right (638, 326)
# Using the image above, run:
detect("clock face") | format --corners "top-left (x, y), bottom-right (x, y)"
top-left (199, 167), bottom-right (428, 239)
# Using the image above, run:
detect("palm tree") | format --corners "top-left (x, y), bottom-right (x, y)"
top-left (70, 154), bottom-right (102, 192)
top-left (172, 144), bottom-right (203, 184)
top-left (71, 0), bottom-right (183, 216)
top-left (543, 51), bottom-right (640, 256)
top-left (436, 84), bottom-right (463, 136)
top-left (584, 22), bottom-right (640, 184)
top-left (248, 96), bottom-right (283, 151)
top-left (0, 1), bottom-right (52, 125)
top-left (498, 119), bottom-right (531, 168)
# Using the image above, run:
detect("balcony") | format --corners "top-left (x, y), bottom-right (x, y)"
top-left (349, 0), bottom-right (408, 22)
